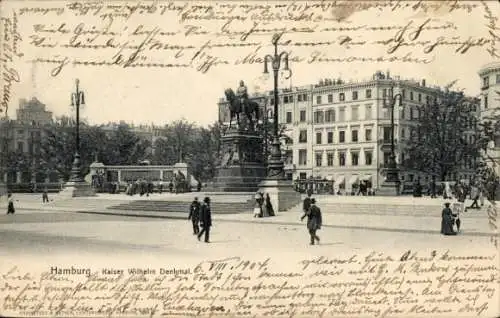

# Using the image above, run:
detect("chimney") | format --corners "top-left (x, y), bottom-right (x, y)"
top-left (422, 79), bottom-right (426, 87)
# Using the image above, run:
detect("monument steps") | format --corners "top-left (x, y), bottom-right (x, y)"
top-left (318, 203), bottom-right (485, 218)
top-left (107, 200), bottom-right (255, 214)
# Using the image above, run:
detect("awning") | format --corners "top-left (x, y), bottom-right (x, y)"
top-left (349, 175), bottom-right (359, 185)
top-left (362, 175), bottom-right (372, 182)
top-left (335, 175), bottom-right (345, 184)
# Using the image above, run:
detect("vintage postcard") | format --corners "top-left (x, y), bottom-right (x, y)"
top-left (0, 0), bottom-right (499, 317)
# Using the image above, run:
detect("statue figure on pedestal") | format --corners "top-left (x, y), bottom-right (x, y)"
top-left (224, 80), bottom-right (260, 130)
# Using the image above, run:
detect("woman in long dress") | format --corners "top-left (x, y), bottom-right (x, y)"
top-left (441, 202), bottom-right (456, 235)
top-left (253, 192), bottom-right (263, 218)
top-left (6, 193), bottom-right (15, 215)
top-left (265, 193), bottom-right (275, 217)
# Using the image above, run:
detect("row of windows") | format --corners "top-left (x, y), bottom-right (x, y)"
top-left (297, 150), bottom-right (373, 166)
top-left (482, 73), bottom-right (500, 88)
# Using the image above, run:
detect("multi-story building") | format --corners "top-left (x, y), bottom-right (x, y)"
top-left (478, 62), bottom-right (500, 177)
top-left (0, 97), bottom-right (55, 185)
top-left (218, 71), bottom-right (480, 193)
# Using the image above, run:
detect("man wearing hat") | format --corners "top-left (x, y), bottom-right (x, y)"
top-left (198, 197), bottom-right (212, 243)
top-left (188, 197), bottom-right (201, 235)
top-left (301, 198), bottom-right (322, 245)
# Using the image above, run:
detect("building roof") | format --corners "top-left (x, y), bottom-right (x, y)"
top-left (478, 62), bottom-right (500, 76)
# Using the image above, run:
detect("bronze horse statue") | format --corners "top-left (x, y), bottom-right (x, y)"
top-left (224, 88), bottom-right (259, 129)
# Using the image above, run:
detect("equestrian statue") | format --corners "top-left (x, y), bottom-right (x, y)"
top-left (224, 80), bottom-right (260, 130)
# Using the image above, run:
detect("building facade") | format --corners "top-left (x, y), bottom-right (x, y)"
top-left (219, 71), bottom-right (480, 193)
top-left (0, 98), bottom-right (55, 186)
top-left (478, 62), bottom-right (500, 177)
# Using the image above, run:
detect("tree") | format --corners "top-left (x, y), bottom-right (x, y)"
top-left (104, 123), bottom-right (149, 165)
top-left (404, 90), bottom-right (481, 181)
top-left (189, 122), bottom-right (222, 181)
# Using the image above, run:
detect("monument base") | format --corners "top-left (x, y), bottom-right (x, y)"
top-left (59, 181), bottom-right (96, 198)
top-left (258, 178), bottom-right (301, 212)
top-left (213, 164), bottom-right (267, 192)
top-left (377, 181), bottom-right (401, 196)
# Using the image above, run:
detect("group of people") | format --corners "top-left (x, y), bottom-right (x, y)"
top-left (188, 197), bottom-right (212, 243)
top-left (253, 192), bottom-right (275, 218)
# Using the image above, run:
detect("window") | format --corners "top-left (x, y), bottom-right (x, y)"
top-left (316, 132), bottom-right (322, 144)
top-left (383, 152), bottom-right (391, 165)
top-left (497, 74), bottom-right (500, 84)
top-left (339, 107), bottom-right (345, 121)
top-left (300, 110), bottom-right (306, 122)
top-left (299, 150), bottom-right (307, 165)
top-left (365, 129), bottom-right (372, 141)
top-left (300, 172), bottom-right (307, 179)
top-left (285, 150), bottom-right (293, 165)
top-left (485, 95), bottom-right (489, 109)
top-left (401, 128), bottom-right (406, 139)
top-left (366, 89), bottom-right (372, 98)
top-left (314, 111), bottom-right (324, 123)
top-left (365, 151), bottom-right (372, 165)
top-left (297, 94), bottom-right (303, 102)
top-left (418, 93), bottom-right (422, 102)
top-left (351, 152), bottom-right (359, 166)
top-left (402, 89), bottom-right (406, 98)
top-left (327, 131), bottom-right (333, 144)
top-left (299, 130), bottom-right (307, 143)
top-left (339, 131), bottom-right (345, 143)
top-left (339, 152), bottom-right (346, 166)
top-left (365, 105), bottom-right (372, 120)
top-left (298, 94), bottom-right (306, 102)
top-left (17, 129), bottom-right (24, 135)
top-left (325, 109), bottom-right (335, 122)
top-left (302, 94), bottom-right (308, 101)
top-left (382, 89), bottom-right (387, 97)
top-left (383, 127), bottom-right (391, 142)
top-left (352, 91), bottom-right (358, 100)
top-left (483, 76), bottom-right (489, 88)
top-left (315, 152), bottom-right (323, 166)
top-left (328, 94), bottom-right (333, 103)
top-left (351, 106), bottom-right (359, 121)
top-left (352, 130), bottom-right (358, 142)
top-left (339, 93), bottom-right (345, 101)
top-left (327, 153), bottom-right (334, 166)
top-left (410, 107), bottom-right (414, 119)
top-left (410, 91), bottom-right (414, 100)
top-left (316, 95), bottom-right (322, 104)
top-left (286, 111), bottom-right (292, 123)
top-left (284, 96), bottom-right (292, 103)
top-left (17, 142), bottom-right (24, 152)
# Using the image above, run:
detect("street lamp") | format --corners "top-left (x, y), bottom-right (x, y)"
top-left (263, 33), bottom-right (289, 179)
top-left (69, 79), bottom-right (85, 183)
top-left (382, 86), bottom-right (403, 191)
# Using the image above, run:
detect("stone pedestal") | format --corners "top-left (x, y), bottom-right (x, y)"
top-left (213, 127), bottom-right (267, 192)
top-left (58, 181), bottom-right (96, 198)
top-left (377, 181), bottom-right (401, 196)
top-left (258, 179), bottom-right (301, 212)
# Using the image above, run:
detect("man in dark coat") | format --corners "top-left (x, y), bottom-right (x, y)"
top-left (301, 198), bottom-right (322, 245)
top-left (302, 193), bottom-right (312, 214)
top-left (188, 197), bottom-right (201, 235)
top-left (198, 197), bottom-right (212, 243)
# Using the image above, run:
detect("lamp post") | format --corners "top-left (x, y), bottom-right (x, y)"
top-left (69, 79), bottom-right (85, 183)
top-left (382, 86), bottom-right (403, 191)
top-left (263, 33), bottom-right (289, 179)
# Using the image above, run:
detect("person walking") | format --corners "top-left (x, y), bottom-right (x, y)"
top-left (253, 192), bottom-right (263, 218)
top-left (198, 197), bottom-right (212, 243)
top-left (188, 197), bottom-right (201, 235)
top-left (6, 193), bottom-right (15, 215)
top-left (42, 187), bottom-right (49, 203)
top-left (441, 202), bottom-right (457, 235)
top-left (301, 198), bottom-right (322, 245)
top-left (468, 182), bottom-right (480, 209)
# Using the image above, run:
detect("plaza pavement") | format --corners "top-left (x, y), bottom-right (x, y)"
top-left (0, 192), bottom-right (496, 239)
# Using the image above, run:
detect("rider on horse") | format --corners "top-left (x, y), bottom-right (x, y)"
top-left (237, 80), bottom-right (249, 114)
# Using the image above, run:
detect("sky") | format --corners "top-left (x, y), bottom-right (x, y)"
top-left (2, 0), bottom-right (500, 127)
